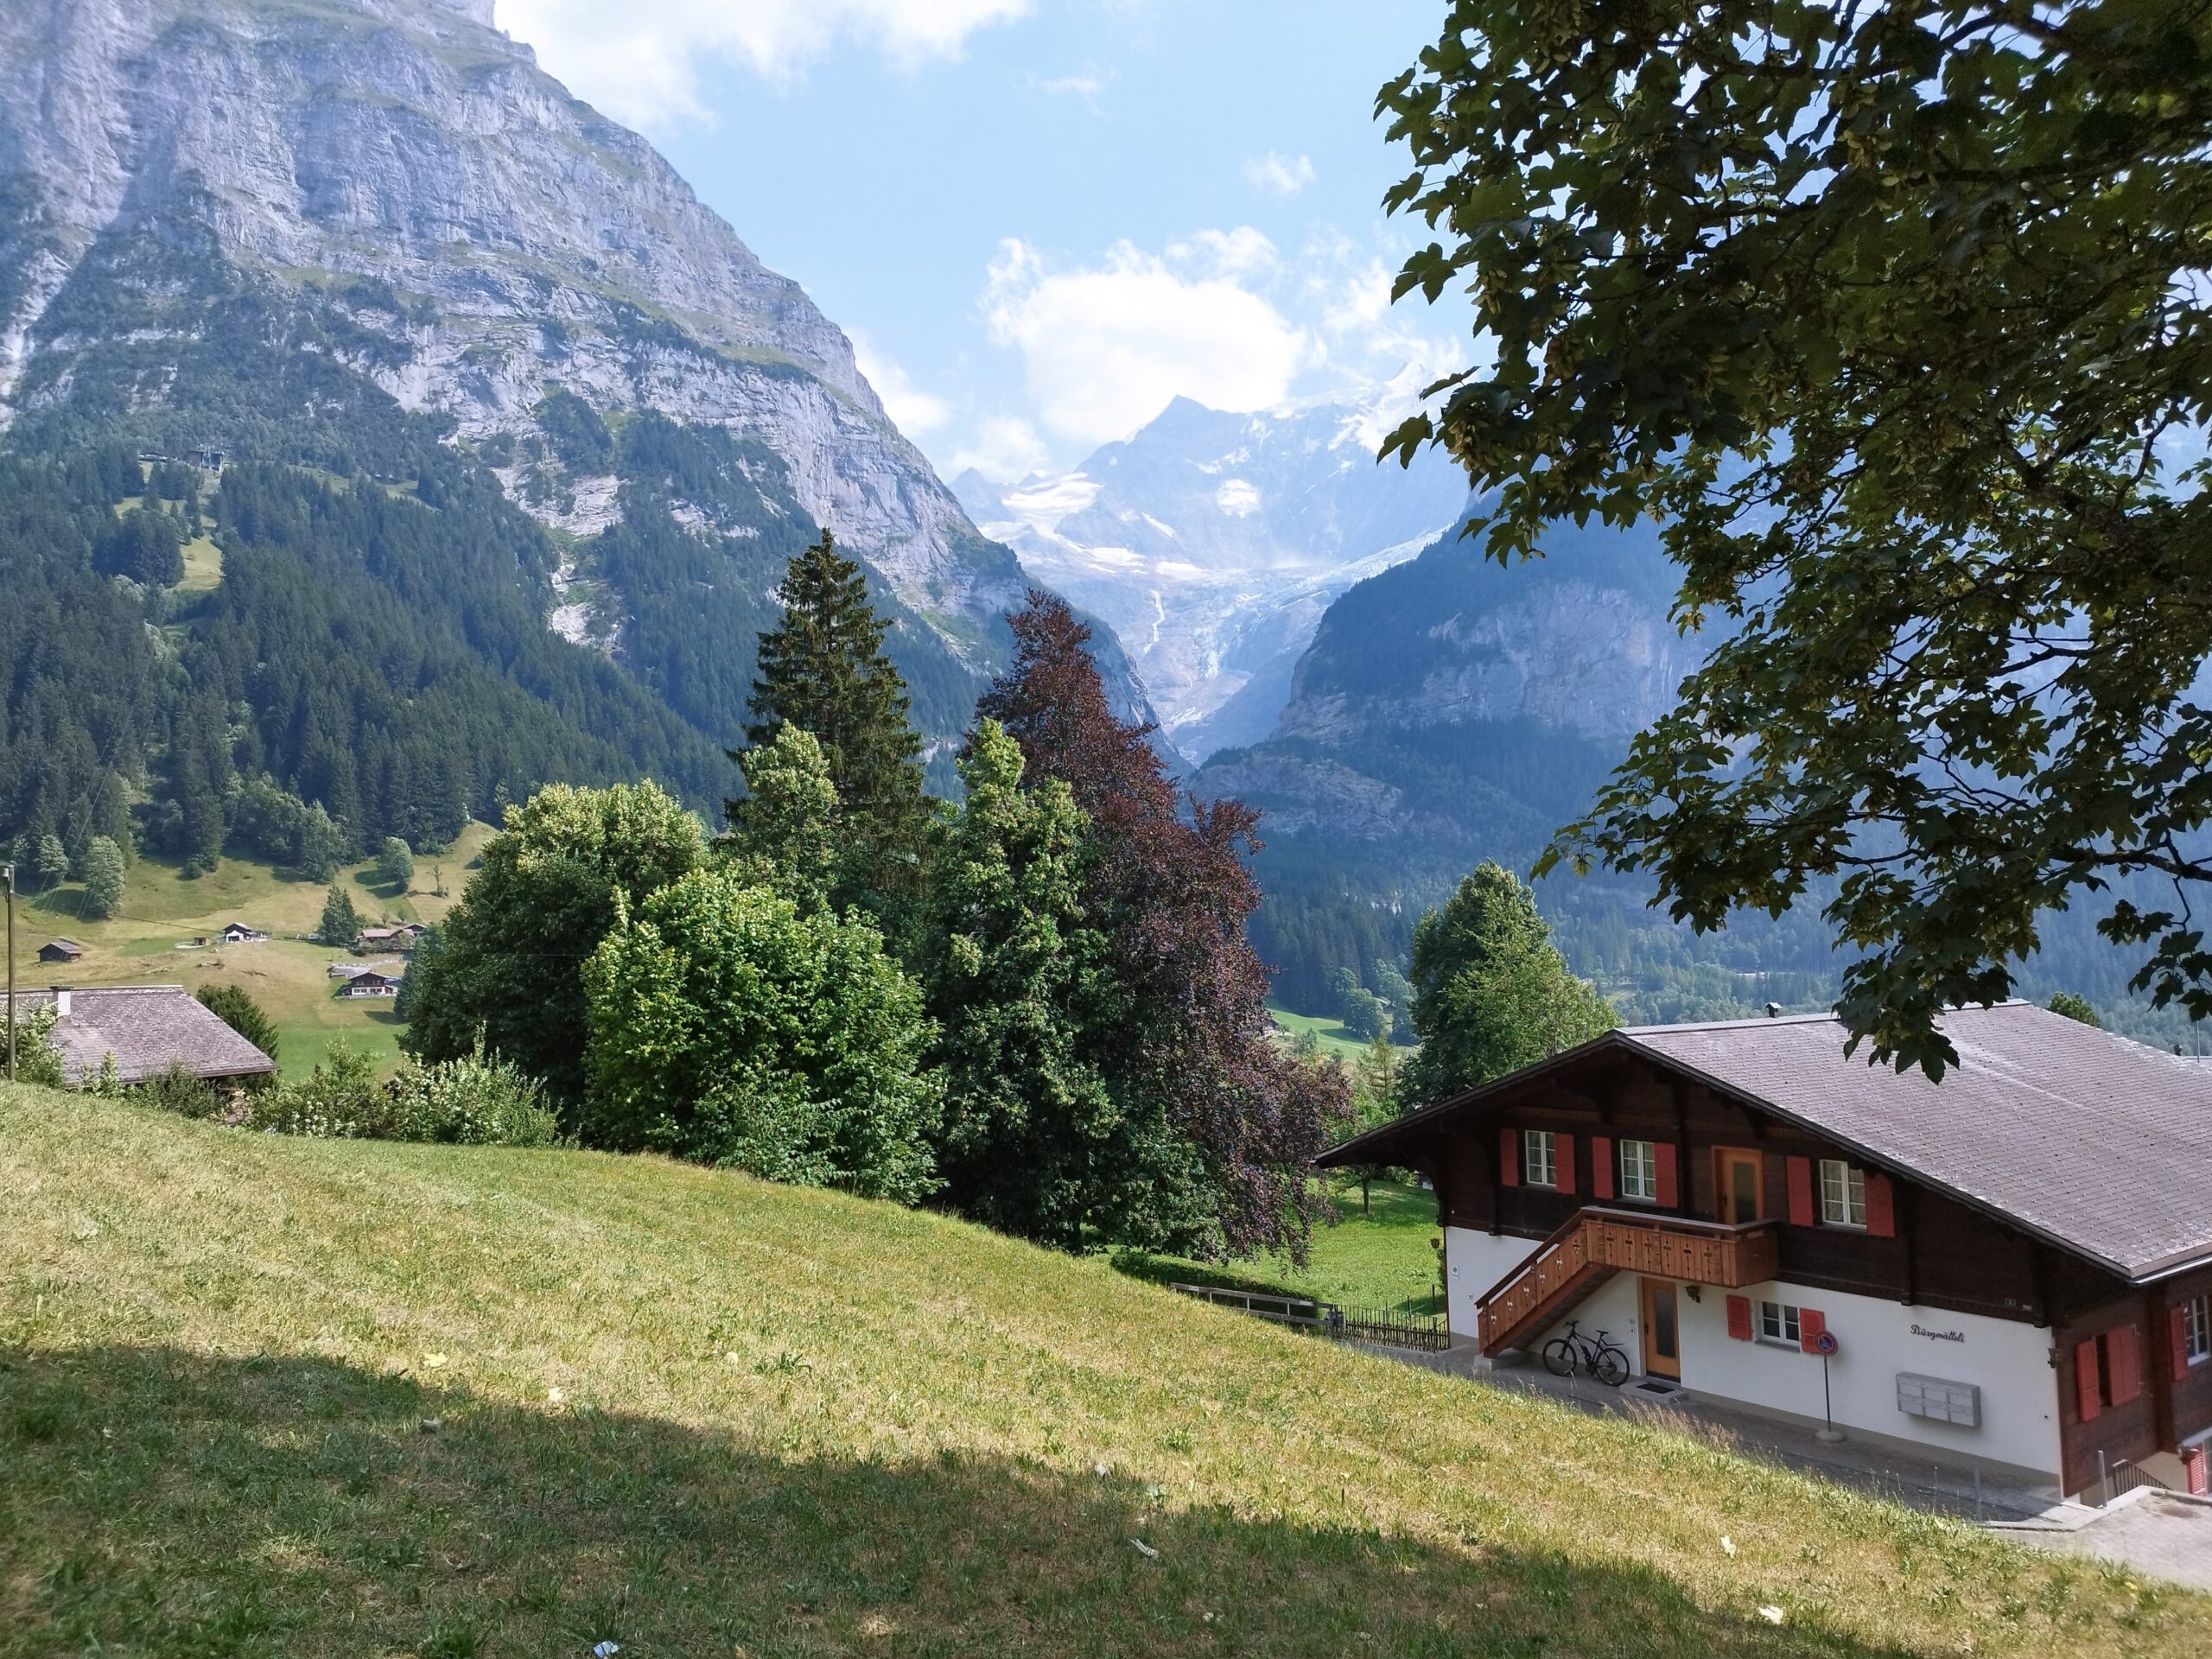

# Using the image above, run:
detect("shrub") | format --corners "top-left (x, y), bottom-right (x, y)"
top-left (136, 1062), bottom-right (224, 1121)
top-left (384, 1046), bottom-right (563, 1147)
top-left (248, 1041), bottom-right (388, 1139)
top-left (5, 1005), bottom-right (67, 1089)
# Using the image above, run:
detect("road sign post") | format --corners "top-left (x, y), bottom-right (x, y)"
top-left (1813, 1327), bottom-right (1844, 1442)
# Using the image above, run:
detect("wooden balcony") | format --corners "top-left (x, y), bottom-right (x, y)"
top-left (1475, 1207), bottom-right (1779, 1357)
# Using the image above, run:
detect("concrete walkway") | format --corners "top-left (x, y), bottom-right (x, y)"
top-left (1366, 1338), bottom-right (2212, 1591)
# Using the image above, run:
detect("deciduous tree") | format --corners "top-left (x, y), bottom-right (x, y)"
top-left (401, 781), bottom-right (704, 1110)
top-left (582, 868), bottom-right (939, 1201)
top-left (194, 984), bottom-right (280, 1076)
top-left (1381, 0), bottom-right (2212, 1074)
top-left (979, 593), bottom-right (1350, 1260)
top-left (1402, 863), bottom-right (1617, 1106)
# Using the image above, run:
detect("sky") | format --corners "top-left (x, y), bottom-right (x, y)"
top-left (493, 0), bottom-right (1471, 482)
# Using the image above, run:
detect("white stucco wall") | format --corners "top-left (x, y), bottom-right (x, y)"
top-left (1443, 1224), bottom-right (2064, 1482)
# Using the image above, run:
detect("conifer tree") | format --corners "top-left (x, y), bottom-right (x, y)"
top-left (733, 532), bottom-right (929, 921)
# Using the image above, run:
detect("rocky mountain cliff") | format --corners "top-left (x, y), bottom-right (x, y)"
top-left (956, 393), bottom-right (1466, 760)
top-left (0, 0), bottom-right (1116, 741)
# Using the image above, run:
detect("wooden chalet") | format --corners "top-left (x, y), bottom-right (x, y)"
top-left (1319, 1004), bottom-right (2212, 1502)
top-left (37, 938), bottom-right (84, 964)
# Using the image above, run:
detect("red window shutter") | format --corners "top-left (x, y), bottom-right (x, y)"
top-left (2186, 1446), bottom-right (2209, 1498)
top-left (1726, 1294), bottom-right (1752, 1341)
top-left (1798, 1308), bottom-right (1827, 1354)
top-left (1785, 1158), bottom-right (1815, 1226)
top-left (1866, 1173), bottom-right (1897, 1237)
top-left (2175, 1306), bottom-right (2194, 1382)
top-left (1499, 1127), bottom-right (1519, 1187)
top-left (1655, 1142), bottom-right (1679, 1208)
top-left (1556, 1134), bottom-right (1577, 1196)
top-left (2108, 1325), bottom-right (2143, 1406)
top-left (1590, 1136), bottom-right (1613, 1200)
top-left (2075, 1339), bottom-right (2102, 1422)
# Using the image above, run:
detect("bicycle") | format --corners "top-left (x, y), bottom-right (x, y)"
top-left (1541, 1319), bottom-right (1630, 1387)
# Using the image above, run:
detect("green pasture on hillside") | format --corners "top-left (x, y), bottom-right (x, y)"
top-left (0, 1087), bottom-right (2199, 1657)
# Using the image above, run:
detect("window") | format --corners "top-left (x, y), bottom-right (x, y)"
top-left (1618, 1139), bottom-right (1657, 1202)
top-left (1819, 1159), bottom-right (1866, 1228)
top-left (1758, 1301), bottom-right (1802, 1346)
top-left (1522, 1129), bottom-right (1556, 1189)
top-left (2188, 1297), bottom-right (2211, 1366)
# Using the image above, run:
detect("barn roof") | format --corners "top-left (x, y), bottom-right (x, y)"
top-left (1320, 1002), bottom-right (2212, 1283)
top-left (10, 985), bottom-right (276, 1084)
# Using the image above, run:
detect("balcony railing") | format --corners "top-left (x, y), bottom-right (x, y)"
top-left (1475, 1207), bottom-right (1779, 1355)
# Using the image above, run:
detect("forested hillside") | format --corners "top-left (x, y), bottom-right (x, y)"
top-left (1209, 518), bottom-right (2206, 1047)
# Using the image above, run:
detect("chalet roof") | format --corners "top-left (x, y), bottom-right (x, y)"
top-left (10, 985), bottom-right (276, 1084)
top-left (1321, 1002), bottom-right (2212, 1284)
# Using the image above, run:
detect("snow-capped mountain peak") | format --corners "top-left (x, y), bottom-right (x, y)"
top-left (955, 394), bottom-right (1467, 760)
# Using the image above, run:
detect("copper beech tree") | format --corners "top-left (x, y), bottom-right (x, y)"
top-left (978, 593), bottom-right (1350, 1261)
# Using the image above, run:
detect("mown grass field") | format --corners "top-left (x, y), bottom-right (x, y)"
top-left (1266, 1003), bottom-right (1382, 1067)
top-left (1118, 1175), bottom-right (1444, 1315)
top-left (1, 1088), bottom-right (2202, 1658)
top-left (13, 824), bottom-right (493, 1075)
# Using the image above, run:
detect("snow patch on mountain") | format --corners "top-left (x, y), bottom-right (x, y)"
top-left (954, 392), bottom-right (1468, 760)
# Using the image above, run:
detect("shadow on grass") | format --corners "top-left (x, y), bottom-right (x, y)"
top-left (0, 1346), bottom-right (1928, 1659)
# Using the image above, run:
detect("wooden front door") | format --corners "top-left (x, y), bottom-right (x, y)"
top-left (1716, 1149), bottom-right (1764, 1224)
top-left (1641, 1279), bottom-right (1681, 1380)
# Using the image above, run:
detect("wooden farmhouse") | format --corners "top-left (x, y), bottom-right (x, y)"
top-left (1319, 1003), bottom-right (2212, 1503)
top-left (335, 969), bottom-right (402, 1000)
top-left (36, 938), bottom-right (84, 964)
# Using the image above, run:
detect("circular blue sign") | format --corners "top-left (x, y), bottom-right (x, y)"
top-left (1813, 1330), bottom-right (1840, 1356)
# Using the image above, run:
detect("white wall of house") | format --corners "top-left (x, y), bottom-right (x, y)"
top-left (1443, 1225), bottom-right (2064, 1483)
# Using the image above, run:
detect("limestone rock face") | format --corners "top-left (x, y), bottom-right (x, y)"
top-left (1192, 502), bottom-right (1694, 854)
top-left (0, 0), bottom-right (1033, 670)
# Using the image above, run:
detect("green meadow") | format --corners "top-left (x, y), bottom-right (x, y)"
top-left (0, 1087), bottom-right (2199, 1658)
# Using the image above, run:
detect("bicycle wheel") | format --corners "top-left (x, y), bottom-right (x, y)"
top-left (1541, 1338), bottom-right (1577, 1376)
top-left (1593, 1345), bottom-right (1630, 1388)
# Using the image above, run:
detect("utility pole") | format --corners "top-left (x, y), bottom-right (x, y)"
top-left (3, 860), bottom-right (14, 1084)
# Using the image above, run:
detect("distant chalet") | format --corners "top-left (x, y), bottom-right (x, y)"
top-left (217, 923), bottom-right (269, 945)
top-left (37, 938), bottom-right (84, 964)
top-left (1321, 1002), bottom-right (2212, 1503)
top-left (10, 985), bottom-right (275, 1086)
top-left (335, 970), bottom-right (402, 1000)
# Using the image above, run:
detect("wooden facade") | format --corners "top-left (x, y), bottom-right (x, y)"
top-left (1370, 1044), bottom-right (2210, 1496)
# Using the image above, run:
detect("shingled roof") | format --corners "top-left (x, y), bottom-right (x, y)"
top-left (9, 986), bottom-right (276, 1085)
top-left (1322, 1002), bottom-right (2212, 1284)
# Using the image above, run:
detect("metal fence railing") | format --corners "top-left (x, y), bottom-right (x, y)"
top-left (1169, 1284), bottom-right (1450, 1351)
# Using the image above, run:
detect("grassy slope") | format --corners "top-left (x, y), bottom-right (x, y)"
top-left (14, 824), bottom-right (493, 1075)
top-left (1119, 1176), bottom-right (1445, 1315)
top-left (1267, 1003), bottom-right (1377, 1067)
top-left (0, 1090), bottom-right (2199, 1659)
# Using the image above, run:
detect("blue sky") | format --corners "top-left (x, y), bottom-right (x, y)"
top-left (496, 1), bottom-right (1469, 480)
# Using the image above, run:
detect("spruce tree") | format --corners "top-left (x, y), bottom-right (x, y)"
top-left (733, 531), bottom-right (930, 922)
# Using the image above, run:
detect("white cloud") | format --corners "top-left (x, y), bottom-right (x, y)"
top-left (982, 233), bottom-right (1316, 450)
top-left (950, 415), bottom-right (1054, 483)
top-left (1243, 151), bottom-right (1317, 197)
top-left (849, 331), bottom-right (951, 436)
top-left (1029, 65), bottom-right (1115, 106)
top-left (499, 0), bottom-right (1032, 127)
